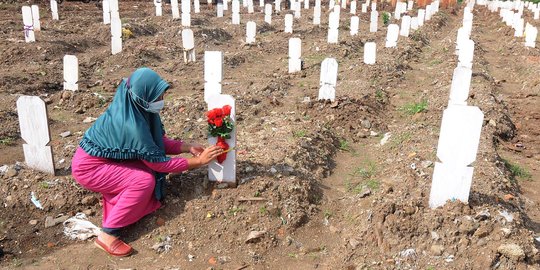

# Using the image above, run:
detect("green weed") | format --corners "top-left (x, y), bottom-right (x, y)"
top-left (0, 137), bottom-right (14, 146)
top-left (293, 130), bottom-right (307, 138)
top-left (228, 206), bottom-right (244, 216)
top-left (339, 139), bottom-right (350, 151)
top-left (502, 158), bottom-right (532, 181)
top-left (401, 100), bottom-right (428, 115)
top-left (383, 12), bottom-right (391, 26)
top-left (259, 206), bottom-right (267, 215)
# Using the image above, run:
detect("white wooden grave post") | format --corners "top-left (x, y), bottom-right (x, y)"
top-left (448, 67), bottom-right (472, 106)
top-left (313, 4), bottom-right (321, 25)
top-left (181, 0), bottom-right (191, 27)
top-left (63, 55), bottom-right (79, 91)
top-left (514, 18), bottom-right (524, 37)
top-left (194, 0), bottom-right (201, 13)
top-left (288, 38), bottom-right (302, 73)
top-left (172, 0), bottom-right (181, 19)
top-left (534, 9), bottom-right (539, 20)
top-left (204, 51), bottom-right (223, 103)
top-left (294, 1), bottom-right (301, 18)
top-left (103, 0), bottom-right (111, 23)
top-left (327, 11), bottom-right (339, 43)
top-left (455, 27), bottom-right (468, 55)
top-left (361, 3), bottom-right (367, 13)
top-left (350, 16), bottom-right (359, 36)
top-left (429, 105), bottom-right (484, 208)
top-left (217, 3), bottom-right (224, 17)
top-left (400, 15), bottom-right (411, 37)
top-left (385, 24), bottom-right (399, 48)
top-left (410, 17), bottom-right (418, 30)
top-left (363, 42), bottom-right (376, 65)
top-left (394, 0), bottom-right (402, 20)
top-left (31, 5), bottom-right (41, 31)
top-left (458, 39), bottom-right (474, 69)
top-left (407, 0), bottom-right (413, 10)
top-left (318, 58), bottom-right (338, 101)
top-left (260, 0), bottom-right (265, 8)
top-left (154, 0), bottom-right (162, 16)
top-left (341, 0), bottom-right (347, 9)
top-left (111, 17), bottom-right (122, 55)
top-left (207, 95), bottom-right (237, 187)
top-left (304, 0), bottom-right (309, 9)
top-left (51, 0), bottom-right (59, 20)
top-left (243, 0), bottom-right (248, 8)
top-left (246, 21), bottom-right (256, 44)
top-left (275, 0), bottom-right (281, 12)
top-left (109, 0), bottom-right (119, 19)
top-left (264, 4), bottom-right (272, 24)
top-left (17, 96), bottom-right (55, 175)
top-left (224, 0), bottom-right (229, 11)
top-left (525, 26), bottom-right (537, 48)
top-left (232, 0), bottom-right (240, 24)
top-left (418, 9), bottom-right (425, 26)
top-left (371, 2), bottom-right (376, 11)
top-left (350, 1), bottom-right (357, 14)
top-left (182, 29), bottom-right (196, 63)
top-left (285, 14), bottom-right (293, 33)
top-left (22, 6), bottom-right (35, 43)
top-left (248, 0), bottom-right (255, 13)
top-left (329, 0), bottom-right (335, 10)
top-left (369, 10), bottom-right (378, 32)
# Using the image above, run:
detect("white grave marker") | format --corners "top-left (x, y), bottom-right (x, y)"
top-left (275, 0), bottom-right (281, 11)
top-left (246, 21), bottom-right (256, 44)
top-left (103, 0), bottom-right (111, 23)
top-left (51, 0), bottom-right (59, 20)
top-left (341, 0), bottom-right (347, 9)
top-left (400, 15), bottom-right (411, 37)
top-left (63, 55), bottom-right (78, 91)
top-left (224, 0), bottom-right (229, 10)
top-left (318, 58), bottom-right (338, 101)
top-left (285, 14), bottom-right (293, 33)
top-left (171, 0), bottom-right (181, 19)
top-left (217, 3), bottom-right (224, 17)
top-left (458, 39), bottom-right (474, 69)
top-left (364, 42), bottom-right (376, 65)
top-left (265, 4), bottom-right (272, 24)
top-left (329, 0), bottom-right (335, 9)
top-left (361, 3), bottom-right (367, 13)
top-left (304, 0), bottom-right (310, 9)
top-left (294, 1), bottom-right (301, 18)
top-left (525, 26), bottom-right (537, 48)
top-left (17, 96), bottom-right (55, 175)
top-left (232, 0), bottom-right (240, 24)
top-left (247, 0), bottom-right (255, 13)
top-left (350, 1), bottom-right (357, 14)
top-left (109, 0), bottom-right (119, 19)
top-left (371, 2), bottom-right (376, 11)
top-left (327, 11), bottom-right (339, 43)
top-left (411, 17), bottom-right (418, 30)
top-left (22, 6), bottom-right (35, 43)
top-left (194, 0), bottom-right (201, 13)
top-left (313, 5), bottom-right (321, 25)
top-left (204, 51), bottom-right (223, 103)
top-left (370, 10), bottom-right (378, 32)
top-left (429, 105), bottom-right (484, 208)
top-left (182, 29), bottom-right (196, 63)
top-left (449, 67), bottom-right (472, 106)
top-left (407, 0), bottom-right (413, 10)
top-left (111, 17), bottom-right (122, 55)
top-left (31, 5), bottom-right (41, 31)
top-left (350, 16), bottom-right (359, 36)
top-left (288, 38), bottom-right (302, 73)
top-left (261, 0), bottom-right (265, 8)
top-left (154, 0), bottom-right (162, 16)
top-left (207, 95), bottom-right (237, 187)
top-left (385, 24), bottom-right (399, 48)
top-left (418, 9), bottom-right (425, 26)
top-left (514, 18), bottom-right (524, 37)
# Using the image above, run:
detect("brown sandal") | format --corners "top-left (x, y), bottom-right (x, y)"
top-left (94, 238), bottom-right (133, 257)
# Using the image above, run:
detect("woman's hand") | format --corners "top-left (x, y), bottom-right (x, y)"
top-left (188, 142), bottom-right (205, 157)
top-left (187, 146), bottom-right (223, 169)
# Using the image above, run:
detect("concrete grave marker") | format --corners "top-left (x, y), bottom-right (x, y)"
top-left (51, 0), bottom-right (59, 20)
top-left (429, 105), bottom-right (484, 208)
top-left (246, 21), bottom-right (256, 44)
top-left (329, 0), bottom-right (335, 10)
top-left (109, 0), bottom-right (119, 19)
top-left (181, 0), bottom-right (191, 26)
top-left (534, 9), bottom-right (539, 20)
top-left (275, 0), bottom-right (281, 11)
top-left (31, 5), bottom-right (41, 31)
top-left (400, 15), bottom-right (411, 37)
top-left (361, 3), bottom-right (367, 13)
top-left (371, 2), bottom-right (376, 11)
top-left (313, 4), bottom-right (321, 25)
top-left (304, 0), bottom-right (309, 9)
top-left (232, 0), bottom-right (240, 24)
top-left (318, 58), bottom-right (338, 102)
top-left (182, 29), bottom-right (196, 63)
top-left (294, 1), bottom-right (301, 18)
top-left (350, 0), bottom-right (357, 14)
top-left (260, 0), bottom-right (265, 8)
top-left (407, 0), bottom-right (413, 10)
top-left (418, 9), bottom-right (425, 26)
top-left (265, 4), bottom-right (272, 23)
top-left (285, 14), bottom-right (293, 33)
top-left (455, 27), bottom-right (468, 55)
top-left (385, 24), bottom-right (399, 48)
top-left (17, 96), bottom-right (55, 175)
top-left (224, 0), bottom-right (228, 10)
top-left (247, 0), bottom-right (254, 13)
top-left (111, 17), bottom-right (122, 55)
top-left (341, 0), bottom-right (347, 9)
top-left (103, 0), bottom-right (111, 23)
top-left (204, 51), bottom-right (223, 103)
top-left (458, 39), bottom-right (474, 69)
top-left (172, 0), bottom-right (180, 19)
top-left (154, 0), bottom-right (162, 16)
top-left (514, 18), bottom-right (524, 37)
top-left (217, 3), bottom-right (224, 17)
top-left (63, 55), bottom-right (78, 91)
top-left (194, 0), bottom-right (200, 13)
top-left (350, 16), bottom-right (359, 36)
top-left (370, 10), bottom-right (378, 32)
top-left (364, 42), bottom-right (376, 65)
top-left (525, 25), bottom-right (537, 48)
top-left (288, 37), bottom-right (302, 73)
top-left (22, 6), bottom-right (35, 43)
top-left (207, 95), bottom-right (237, 187)
top-left (411, 17), bottom-right (419, 30)
top-left (327, 11), bottom-right (339, 43)
top-left (449, 67), bottom-right (472, 106)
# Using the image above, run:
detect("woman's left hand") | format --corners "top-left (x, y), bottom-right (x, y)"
top-left (188, 142), bottom-right (205, 157)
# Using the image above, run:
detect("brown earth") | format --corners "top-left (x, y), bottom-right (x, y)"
top-left (0, 1), bottom-right (539, 269)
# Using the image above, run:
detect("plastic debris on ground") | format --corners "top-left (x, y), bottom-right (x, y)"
top-left (30, 192), bottom-right (44, 210)
top-left (63, 213), bottom-right (101, 240)
top-left (151, 236), bottom-right (172, 253)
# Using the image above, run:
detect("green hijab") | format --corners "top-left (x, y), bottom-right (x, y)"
top-left (80, 67), bottom-right (170, 200)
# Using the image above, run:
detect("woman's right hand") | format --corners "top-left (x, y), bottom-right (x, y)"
top-left (196, 145), bottom-right (224, 165)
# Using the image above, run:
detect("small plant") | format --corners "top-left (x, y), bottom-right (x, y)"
top-left (338, 139), bottom-right (350, 151)
top-left (401, 99), bottom-right (428, 115)
top-left (0, 137), bottom-right (14, 145)
top-left (228, 206), bottom-right (243, 216)
top-left (39, 181), bottom-right (49, 189)
top-left (383, 12), bottom-right (391, 26)
top-left (366, 179), bottom-right (380, 190)
top-left (375, 89), bottom-right (386, 103)
top-left (254, 191), bottom-right (261, 197)
top-left (323, 210), bottom-right (332, 219)
top-left (259, 206), bottom-right (268, 215)
top-left (502, 158), bottom-right (532, 181)
top-left (293, 130), bottom-right (307, 138)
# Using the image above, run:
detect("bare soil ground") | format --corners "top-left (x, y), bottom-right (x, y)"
top-left (0, 1), bottom-right (539, 269)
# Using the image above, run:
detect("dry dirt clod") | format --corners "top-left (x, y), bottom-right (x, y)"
top-left (430, 244), bottom-right (445, 256)
top-left (497, 244), bottom-right (525, 261)
top-left (245, 230), bottom-right (266, 243)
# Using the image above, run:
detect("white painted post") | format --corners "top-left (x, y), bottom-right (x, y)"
top-left (194, 0), bottom-right (201, 13)
top-left (63, 55), bottom-right (79, 91)
top-left (260, 0), bottom-right (265, 8)
top-left (264, 4), bottom-right (272, 23)
top-left (207, 95), bottom-right (237, 187)
top-left (109, 0), bottom-right (119, 19)
top-left (363, 42), bottom-right (376, 65)
top-left (410, 17), bottom-right (418, 30)
top-left (370, 2), bottom-right (376, 11)
top-left (285, 14), bottom-right (293, 33)
top-left (172, 0), bottom-right (181, 19)
top-left (224, 0), bottom-right (229, 10)
top-left (350, 0), bottom-right (357, 14)
top-left (31, 5), bottom-right (41, 31)
top-left (154, 0), bottom-right (162, 16)
top-left (400, 15), bottom-right (411, 37)
top-left (350, 16), bottom-right (359, 36)
top-left (304, 0), bottom-right (310, 9)
top-left (369, 10), bottom-right (378, 32)
top-left (17, 96), bottom-right (55, 175)
top-left (111, 17), bottom-right (122, 55)
top-left (327, 11), bottom-right (339, 43)
top-left (341, 0), bottom-right (347, 9)
top-left (407, 0), bottom-right (413, 10)
top-left (246, 21), bottom-right (256, 44)
top-left (204, 51), bottom-right (223, 103)
top-left (51, 0), bottom-right (59, 20)
top-left (22, 6), bottom-right (35, 43)
top-left (455, 27), bottom-right (468, 55)
top-left (429, 105), bottom-right (484, 208)
top-left (288, 38), bottom-right (302, 73)
top-left (458, 39), bottom-right (474, 69)
top-left (385, 24), bottom-right (399, 48)
top-left (313, 4), bottom-right (321, 25)
top-left (525, 25), bottom-right (537, 48)
top-left (514, 18), bottom-right (524, 37)
top-left (294, 1), bottom-right (301, 17)
top-left (217, 3), bottom-right (224, 17)
top-left (318, 58), bottom-right (338, 101)
top-left (232, 0), bottom-right (240, 24)
top-left (329, 0), bottom-right (335, 10)
top-left (248, 0), bottom-right (255, 13)
top-left (361, 3), bottom-right (367, 13)
top-left (449, 67), bottom-right (472, 106)
top-left (181, 0), bottom-right (191, 26)
top-left (418, 9), bottom-right (425, 26)
top-left (182, 29), bottom-right (196, 63)
top-left (275, 0), bottom-right (281, 11)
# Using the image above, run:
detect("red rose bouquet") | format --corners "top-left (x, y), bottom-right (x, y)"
top-left (206, 105), bottom-right (234, 164)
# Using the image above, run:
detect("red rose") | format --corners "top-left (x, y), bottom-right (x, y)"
top-left (214, 118), bottom-right (223, 127)
top-left (222, 105), bottom-right (232, 116)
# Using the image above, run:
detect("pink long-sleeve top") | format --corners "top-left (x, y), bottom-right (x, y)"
top-left (74, 136), bottom-right (189, 173)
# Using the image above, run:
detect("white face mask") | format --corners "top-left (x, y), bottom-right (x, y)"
top-left (146, 100), bottom-right (164, 114)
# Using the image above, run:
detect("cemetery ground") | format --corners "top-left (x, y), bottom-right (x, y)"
top-left (0, 1), bottom-right (539, 269)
